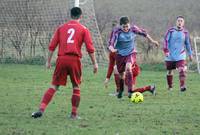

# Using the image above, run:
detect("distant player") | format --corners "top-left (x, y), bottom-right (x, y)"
top-left (108, 16), bottom-right (159, 98)
top-left (104, 20), bottom-right (120, 96)
top-left (32, 7), bottom-right (98, 119)
top-left (163, 15), bottom-right (193, 91)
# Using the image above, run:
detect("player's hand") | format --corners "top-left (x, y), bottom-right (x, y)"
top-left (46, 61), bottom-right (51, 69)
top-left (165, 52), bottom-right (169, 57)
top-left (153, 40), bottom-right (159, 47)
top-left (108, 46), bottom-right (118, 53)
top-left (93, 63), bottom-right (98, 74)
top-left (111, 49), bottom-right (118, 53)
top-left (189, 55), bottom-right (193, 61)
top-left (104, 78), bottom-right (109, 88)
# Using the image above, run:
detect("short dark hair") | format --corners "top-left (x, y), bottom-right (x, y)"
top-left (112, 20), bottom-right (118, 27)
top-left (176, 15), bottom-right (184, 20)
top-left (120, 16), bottom-right (130, 25)
top-left (70, 7), bottom-right (82, 19)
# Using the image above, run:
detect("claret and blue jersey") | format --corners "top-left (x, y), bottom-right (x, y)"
top-left (109, 25), bottom-right (147, 56)
top-left (163, 27), bottom-right (193, 61)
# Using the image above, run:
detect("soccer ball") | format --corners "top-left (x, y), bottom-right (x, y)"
top-left (130, 92), bottom-right (144, 103)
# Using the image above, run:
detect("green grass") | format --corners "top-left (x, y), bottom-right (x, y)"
top-left (0, 64), bottom-right (200, 135)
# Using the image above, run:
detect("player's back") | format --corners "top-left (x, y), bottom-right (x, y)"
top-left (57, 20), bottom-right (87, 57)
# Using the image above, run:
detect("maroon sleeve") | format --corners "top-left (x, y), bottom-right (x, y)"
top-left (48, 28), bottom-right (59, 51)
top-left (84, 28), bottom-right (95, 53)
top-left (131, 25), bottom-right (147, 37)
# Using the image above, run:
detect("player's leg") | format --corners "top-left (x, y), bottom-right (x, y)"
top-left (177, 60), bottom-right (187, 91)
top-left (167, 70), bottom-right (173, 90)
top-left (165, 61), bottom-right (175, 90)
top-left (133, 85), bottom-right (155, 94)
top-left (32, 57), bottom-right (68, 118)
top-left (131, 63), bottom-right (156, 95)
top-left (117, 72), bottom-right (125, 98)
top-left (32, 85), bottom-right (59, 118)
top-left (69, 57), bottom-right (82, 119)
top-left (115, 54), bottom-right (126, 98)
top-left (125, 62), bottom-right (134, 97)
top-left (113, 65), bottom-right (120, 94)
top-left (70, 85), bottom-right (81, 119)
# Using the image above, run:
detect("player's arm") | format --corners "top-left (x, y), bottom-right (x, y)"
top-left (185, 31), bottom-right (193, 61)
top-left (108, 29), bottom-right (118, 53)
top-left (84, 28), bottom-right (98, 74)
top-left (46, 28), bottom-right (59, 69)
top-left (46, 51), bottom-right (54, 69)
top-left (88, 52), bottom-right (98, 74)
top-left (132, 25), bottom-right (159, 47)
top-left (163, 30), bottom-right (171, 57)
top-left (146, 34), bottom-right (159, 47)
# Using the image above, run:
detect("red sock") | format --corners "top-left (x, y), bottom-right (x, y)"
top-left (114, 74), bottom-right (120, 92)
top-left (167, 75), bottom-right (173, 88)
top-left (71, 89), bottom-right (80, 116)
top-left (39, 88), bottom-right (56, 112)
top-left (134, 86), bottom-right (151, 93)
top-left (132, 76), bottom-right (136, 85)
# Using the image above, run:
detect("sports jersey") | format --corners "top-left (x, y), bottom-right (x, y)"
top-left (49, 20), bottom-right (95, 57)
top-left (109, 25), bottom-right (147, 56)
top-left (163, 27), bottom-right (192, 61)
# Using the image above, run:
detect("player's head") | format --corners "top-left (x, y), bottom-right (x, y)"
top-left (112, 20), bottom-right (118, 28)
top-left (176, 15), bottom-right (185, 30)
top-left (120, 16), bottom-right (130, 32)
top-left (70, 7), bottom-right (82, 20)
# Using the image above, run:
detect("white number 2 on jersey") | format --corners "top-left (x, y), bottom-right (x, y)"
top-left (67, 28), bottom-right (75, 44)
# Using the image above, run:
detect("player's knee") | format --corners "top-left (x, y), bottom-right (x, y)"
top-left (50, 85), bottom-right (59, 91)
top-left (178, 66), bottom-right (187, 73)
top-left (72, 84), bottom-right (80, 89)
top-left (114, 65), bottom-right (119, 74)
top-left (126, 67), bottom-right (132, 73)
top-left (167, 70), bottom-right (173, 75)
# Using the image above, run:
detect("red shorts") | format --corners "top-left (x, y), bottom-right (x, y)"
top-left (116, 53), bottom-right (136, 73)
top-left (132, 63), bottom-right (140, 77)
top-left (165, 60), bottom-right (186, 70)
top-left (52, 55), bottom-right (82, 86)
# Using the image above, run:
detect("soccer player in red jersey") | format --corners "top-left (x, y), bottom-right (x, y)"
top-left (32, 7), bottom-right (98, 119)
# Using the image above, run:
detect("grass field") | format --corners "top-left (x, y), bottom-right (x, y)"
top-left (0, 64), bottom-right (200, 135)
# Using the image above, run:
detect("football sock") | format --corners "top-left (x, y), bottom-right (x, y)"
top-left (71, 89), bottom-right (80, 116)
top-left (179, 71), bottom-right (186, 88)
top-left (125, 71), bottom-right (133, 93)
top-left (114, 74), bottom-right (120, 92)
top-left (134, 86), bottom-right (151, 93)
top-left (167, 74), bottom-right (173, 88)
top-left (39, 88), bottom-right (56, 112)
top-left (119, 78), bottom-right (124, 92)
top-left (132, 76), bottom-right (136, 85)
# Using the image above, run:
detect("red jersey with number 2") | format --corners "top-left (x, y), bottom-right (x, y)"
top-left (48, 20), bottom-right (95, 57)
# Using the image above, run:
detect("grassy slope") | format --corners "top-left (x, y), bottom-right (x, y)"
top-left (0, 64), bottom-right (200, 135)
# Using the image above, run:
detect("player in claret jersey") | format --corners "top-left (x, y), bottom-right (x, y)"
top-left (163, 16), bottom-right (193, 92)
top-left (32, 7), bottom-right (98, 119)
top-left (108, 16), bottom-right (159, 98)
top-left (104, 21), bottom-right (155, 97)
